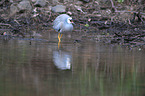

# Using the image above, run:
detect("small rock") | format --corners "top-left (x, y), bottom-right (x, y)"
top-left (74, 5), bottom-right (86, 14)
top-left (67, 11), bottom-right (72, 15)
top-left (34, 0), bottom-right (46, 7)
top-left (138, 48), bottom-right (141, 51)
top-left (17, 0), bottom-right (32, 12)
top-left (3, 32), bottom-right (7, 35)
top-left (80, 0), bottom-right (90, 3)
top-left (76, 1), bottom-right (83, 5)
top-left (10, 0), bottom-right (13, 3)
top-left (51, 5), bottom-right (66, 13)
top-left (50, 0), bottom-right (59, 4)
top-left (31, 0), bottom-right (37, 2)
top-left (106, 9), bottom-right (111, 15)
top-left (63, 0), bottom-right (74, 2)
top-left (10, 3), bottom-right (18, 15)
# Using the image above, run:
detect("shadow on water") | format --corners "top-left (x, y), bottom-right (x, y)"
top-left (0, 31), bottom-right (145, 96)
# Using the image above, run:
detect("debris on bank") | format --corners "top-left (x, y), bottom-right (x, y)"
top-left (0, 0), bottom-right (145, 47)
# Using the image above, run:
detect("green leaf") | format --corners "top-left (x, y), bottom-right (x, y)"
top-left (85, 24), bottom-right (89, 27)
top-left (118, 0), bottom-right (124, 3)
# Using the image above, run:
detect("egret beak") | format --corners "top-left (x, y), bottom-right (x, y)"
top-left (72, 22), bottom-right (75, 25)
top-left (70, 19), bottom-right (75, 25)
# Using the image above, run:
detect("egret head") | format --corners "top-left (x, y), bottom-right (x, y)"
top-left (53, 14), bottom-right (74, 33)
top-left (67, 17), bottom-right (74, 24)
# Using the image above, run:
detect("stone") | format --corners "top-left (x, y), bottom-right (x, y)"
top-left (50, 0), bottom-right (59, 4)
top-left (10, 3), bottom-right (18, 16)
top-left (9, 0), bottom-right (14, 3)
top-left (63, 0), bottom-right (73, 2)
top-left (31, 0), bottom-right (37, 2)
top-left (17, 0), bottom-right (32, 12)
top-left (80, 0), bottom-right (90, 3)
top-left (34, 0), bottom-right (46, 7)
top-left (51, 5), bottom-right (66, 13)
top-left (76, 1), bottom-right (83, 5)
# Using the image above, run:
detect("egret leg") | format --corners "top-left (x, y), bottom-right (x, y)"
top-left (58, 41), bottom-right (60, 49)
top-left (58, 33), bottom-right (63, 42)
top-left (60, 33), bottom-right (63, 38)
top-left (58, 33), bottom-right (61, 42)
top-left (58, 33), bottom-right (63, 49)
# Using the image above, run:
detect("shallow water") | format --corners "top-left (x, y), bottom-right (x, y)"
top-left (0, 31), bottom-right (145, 96)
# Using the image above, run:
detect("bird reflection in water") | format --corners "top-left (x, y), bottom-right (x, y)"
top-left (53, 50), bottom-right (72, 70)
top-left (52, 14), bottom-right (74, 70)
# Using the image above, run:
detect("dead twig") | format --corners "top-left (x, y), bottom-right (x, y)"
top-left (14, 19), bottom-right (21, 25)
top-left (0, 23), bottom-right (14, 28)
top-left (110, 0), bottom-right (117, 12)
top-left (47, 11), bottom-right (52, 21)
top-left (115, 10), bottom-right (145, 15)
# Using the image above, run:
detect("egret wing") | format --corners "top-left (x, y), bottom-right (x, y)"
top-left (53, 21), bottom-right (63, 32)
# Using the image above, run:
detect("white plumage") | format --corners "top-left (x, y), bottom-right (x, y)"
top-left (53, 14), bottom-right (73, 33)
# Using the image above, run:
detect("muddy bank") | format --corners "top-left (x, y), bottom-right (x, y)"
top-left (0, 0), bottom-right (145, 47)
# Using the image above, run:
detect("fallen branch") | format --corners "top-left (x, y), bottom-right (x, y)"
top-left (0, 23), bottom-right (14, 28)
top-left (110, 0), bottom-right (117, 11)
top-left (115, 10), bottom-right (145, 15)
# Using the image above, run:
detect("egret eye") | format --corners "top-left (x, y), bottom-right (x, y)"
top-left (67, 17), bottom-right (73, 24)
top-left (70, 19), bottom-right (73, 23)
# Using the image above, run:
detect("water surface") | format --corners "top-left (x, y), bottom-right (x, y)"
top-left (0, 32), bottom-right (145, 96)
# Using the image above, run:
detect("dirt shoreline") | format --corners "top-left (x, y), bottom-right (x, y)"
top-left (0, 0), bottom-right (145, 47)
